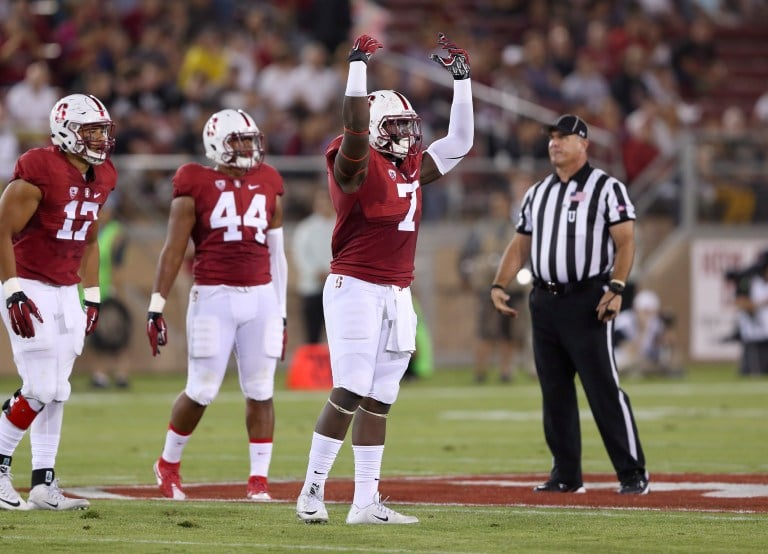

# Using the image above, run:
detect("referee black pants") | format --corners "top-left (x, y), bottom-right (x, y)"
top-left (529, 280), bottom-right (646, 485)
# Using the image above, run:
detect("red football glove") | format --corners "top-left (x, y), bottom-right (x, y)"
top-left (147, 311), bottom-right (168, 356)
top-left (348, 34), bottom-right (383, 64)
top-left (430, 32), bottom-right (471, 80)
top-left (6, 291), bottom-right (44, 338)
top-left (84, 300), bottom-right (100, 336)
top-left (281, 318), bottom-right (287, 362)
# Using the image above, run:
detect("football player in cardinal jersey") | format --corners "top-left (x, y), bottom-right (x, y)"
top-left (146, 108), bottom-right (287, 502)
top-left (296, 33), bottom-right (473, 525)
top-left (0, 93), bottom-right (117, 511)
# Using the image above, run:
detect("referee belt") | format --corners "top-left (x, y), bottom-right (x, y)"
top-left (532, 273), bottom-right (608, 296)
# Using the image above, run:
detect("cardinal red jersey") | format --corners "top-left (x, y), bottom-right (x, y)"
top-left (173, 162), bottom-right (284, 286)
top-left (326, 136), bottom-right (423, 288)
top-left (12, 146), bottom-right (117, 285)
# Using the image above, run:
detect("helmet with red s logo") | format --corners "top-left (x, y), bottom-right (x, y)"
top-left (368, 90), bottom-right (422, 159)
top-left (50, 94), bottom-right (115, 165)
top-left (203, 109), bottom-right (265, 170)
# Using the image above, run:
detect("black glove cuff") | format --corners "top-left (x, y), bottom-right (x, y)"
top-left (347, 51), bottom-right (370, 64)
top-left (6, 291), bottom-right (25, 308)
top-left (84, 300), bottom-right (100, 308)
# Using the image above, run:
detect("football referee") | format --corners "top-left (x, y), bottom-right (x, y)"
top-left (490, 114), bottom-right (649, 495)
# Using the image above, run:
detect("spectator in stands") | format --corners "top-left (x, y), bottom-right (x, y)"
top-left (0, 103), bottom-right (19, 185)
top-left (257, 36), bottom-right (299, 112)
top-left (610, 44), bottom-right (651, 116)
top-left (548, 23), bottom-right (576, 78)
top-left (579, 19), bottom-right (616, 78)
top-left (290, 41), bottom-right (342, 115)
top-left (670, 15), bottom-right (727, 100)
top-left (561, 52), bottom-right (611, 114)
top-left (519, 30), bottom-right (563, 107)
top-left (622, 105), bottom-right (661, 183)
top-left (177, 26), bottom-right (230, 95)
top-left (4, 61), bottom-right (59, 149)
top-left (0, 2), bottom-right (50, 86)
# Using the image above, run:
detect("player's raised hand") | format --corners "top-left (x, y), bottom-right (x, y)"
top-left (348, 34), bottom-right (383, 64)
top-left (430, 32), bottom-right (471, 80)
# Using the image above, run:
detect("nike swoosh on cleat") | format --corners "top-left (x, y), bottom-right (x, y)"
top-left (0, 498), bottom-right (21, 507)
top-left (45, 502), bottom-right (59, 508)
top-left (372, 514), bottom-right (389, 522)
top-left (301, 510), bottom-right (318, 516)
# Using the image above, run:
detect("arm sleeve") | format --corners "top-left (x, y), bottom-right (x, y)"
top-left (425, 79), bottom-right (474, 175)
top-left (266, 228), bottom-right (288, 318)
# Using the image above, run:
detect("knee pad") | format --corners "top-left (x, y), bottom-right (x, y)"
top-left (333, 353), bottom-right (374, 397)
top-left (23, 380), bottom-right (57, 405)
top-left (3, 391), bottom-right (41, 430)
top-left (184, 382), bottom-right (218, 406)
top-left (241, 371), bottom-right (275, 401)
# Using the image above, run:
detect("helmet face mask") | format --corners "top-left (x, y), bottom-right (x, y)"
top-left (50, 94), bottom-right (115, 165)
top-left (368, 90), bottom-right (422, 159)
top-left (203, 109), bottom-right (265, 170)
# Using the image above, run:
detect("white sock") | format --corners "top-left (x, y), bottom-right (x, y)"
top-left (30, 401), bottom-right (63, 470)
top-left (302, 432), bottom-right (343, 497)
top-left (248, 440), bottom-right (273, 477)
top-left (0, 413), bottom-right (25, 457)
top-left (352, 444), bottom-right (384, 507)
top-left (161, 426), bottom-right (191, 464)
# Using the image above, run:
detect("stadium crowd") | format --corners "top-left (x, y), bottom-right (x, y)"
top-left (0, 0), bottom-right (767, 221)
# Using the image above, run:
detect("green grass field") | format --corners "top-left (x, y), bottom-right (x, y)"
top-left (1, 365), bottom-right (766, 553)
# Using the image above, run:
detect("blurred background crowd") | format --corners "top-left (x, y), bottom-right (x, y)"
top-left (1, 0), bottom-right (767, 224)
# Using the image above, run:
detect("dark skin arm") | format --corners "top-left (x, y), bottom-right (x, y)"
top-left (333, 96), bottom-right (445, 193)
top-left (333, 96), bottom-right (371, 193)
top-left (0, 179), bottom-right (41, 282)
top-left (78, 219), bottom-right (101, 289)
top-left (152, 195), bottom-right (196, 299)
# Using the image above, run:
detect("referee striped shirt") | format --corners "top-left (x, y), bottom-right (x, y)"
top-left (516, 162), bottom-right (635, 284)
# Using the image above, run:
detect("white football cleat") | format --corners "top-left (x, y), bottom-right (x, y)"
top-left (346, 493), bottom-right (418, 525)
top-left (0, 464), bottom-right (27, 511)
top-left (296, 484), bottom-right (328, 523)
top-left (27, 481), bottom-right (89, 511)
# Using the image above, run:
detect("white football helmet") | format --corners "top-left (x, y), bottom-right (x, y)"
top-left (50, 94), bottom-right (115, 165)
top-left (203, 109), bottom-right (264, 170)
top-left (368, 90), bottom-right (422, 159)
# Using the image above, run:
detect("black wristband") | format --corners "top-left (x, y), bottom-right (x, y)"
top-left (490, 284), bottom-right (505, 292)
top-left (608, 280), bottom-right (625, 294)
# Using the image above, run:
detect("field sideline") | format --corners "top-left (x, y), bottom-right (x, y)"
top-left (1, 365), bottom-right (767, 552)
